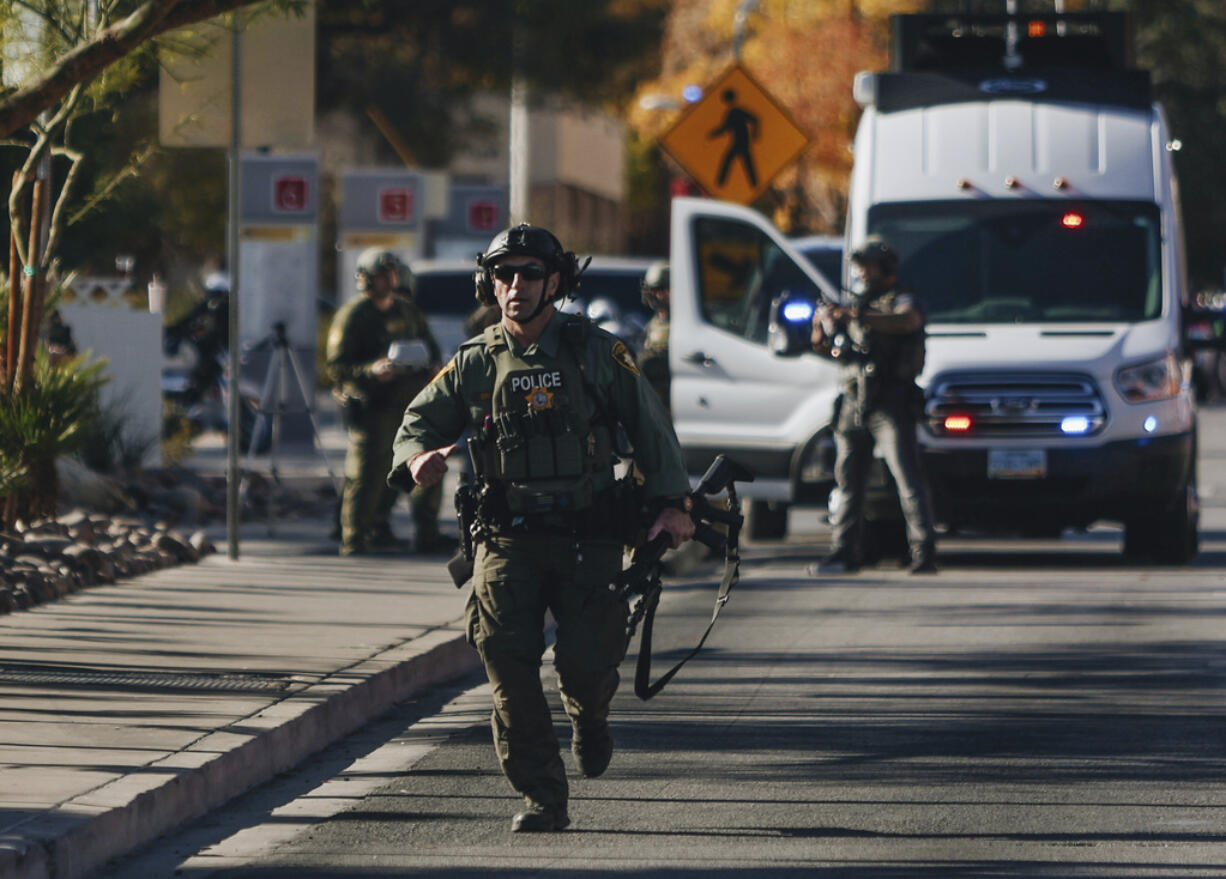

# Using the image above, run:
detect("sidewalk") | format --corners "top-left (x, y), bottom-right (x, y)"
top-left (0, 434), bottom-right (479, 879)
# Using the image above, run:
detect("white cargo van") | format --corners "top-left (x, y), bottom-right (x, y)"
top-left (669, 10), bottom-right (1201, 562)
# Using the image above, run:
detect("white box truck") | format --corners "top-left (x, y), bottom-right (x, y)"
top-left (669, 10), bottom-right (1202, 563)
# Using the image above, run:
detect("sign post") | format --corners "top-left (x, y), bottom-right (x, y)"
top-left (660, 64), bottom-right (809, 206)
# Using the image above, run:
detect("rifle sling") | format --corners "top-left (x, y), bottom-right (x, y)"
top-left (633, 526), bottom-right (741, 701)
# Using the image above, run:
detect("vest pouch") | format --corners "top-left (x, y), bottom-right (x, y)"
top-left (504, 476), bottom-right (594, 515)
top-left (497, 435), bottom-right (528, 481)
top-left (527, 435), bottom-right (554, 478)
top-left (554, 431), bottom-right (583, 478)
top-left (587, 426), bottom-right (613, 473)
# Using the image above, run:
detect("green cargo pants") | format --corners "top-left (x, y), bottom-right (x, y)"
top-left (341, 406), bottom-right (441, 553)
top-left (466, 533), bottom-right (628, 810)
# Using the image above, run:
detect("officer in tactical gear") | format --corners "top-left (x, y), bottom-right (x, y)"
top-left (637, 261), bottom-right (671, 411)
top-left (810, 235), bottom-right (937, 575)
top-left (388, 224), bottom-right (694, 833)
top-left (327, 248), bottom-right (451, 557)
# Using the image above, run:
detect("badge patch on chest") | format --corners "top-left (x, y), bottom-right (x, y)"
top-left (508, 369), bottom-right (563, 411)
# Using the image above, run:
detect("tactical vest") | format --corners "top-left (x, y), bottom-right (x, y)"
top-left (479, 321), bottom-right (614, 516)
top-left (857, 289), bottom-right (926, 382)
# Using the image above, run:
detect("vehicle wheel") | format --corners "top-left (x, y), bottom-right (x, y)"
top-left (745, 500), bottom-right (789, 541)
top-left (1123, 480), bottom-right (1199, 565)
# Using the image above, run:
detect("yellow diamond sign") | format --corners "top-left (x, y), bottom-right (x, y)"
top-left (661, 64), bottom-right (810, 205)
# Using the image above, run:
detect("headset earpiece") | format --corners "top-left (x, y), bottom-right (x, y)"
top-left (474, 267), bottom-right (494, 305)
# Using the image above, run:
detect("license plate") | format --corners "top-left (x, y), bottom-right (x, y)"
top-left (987, 449), bottom-right (1047, 479)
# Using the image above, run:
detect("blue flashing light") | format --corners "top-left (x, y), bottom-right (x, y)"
top-left (782, 301), bottom-right (815, 322)
top-left (682, 84), bottom-right (704, 103)
top-left (1143, 415), bottom-right (1158, 433)
top-left (1060, 415), bottom-right (1091, 435)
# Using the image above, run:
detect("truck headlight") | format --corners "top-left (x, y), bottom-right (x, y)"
top-left (1114, 353), bottom-right (1181, 403)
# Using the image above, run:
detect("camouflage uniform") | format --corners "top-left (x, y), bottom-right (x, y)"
top-left (327, 293), bottom-right (442, 555)
top-left (637, 312), bottom-right (670, 411)
top-left (636, 261), bottom-right (671, 410)
top-left (388, 309), bottom-right (688, 817)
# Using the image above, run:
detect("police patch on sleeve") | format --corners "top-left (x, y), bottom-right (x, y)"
top-left (428, 357), bottom-right (456, 387)
top-left (611, 340), bottom-right (640, 376)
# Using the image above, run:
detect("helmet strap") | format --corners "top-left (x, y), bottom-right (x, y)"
top-left (523, 268), bottom-right (557, 322)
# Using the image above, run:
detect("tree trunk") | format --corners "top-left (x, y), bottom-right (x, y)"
top-left (13, 176), bottom-right (47, 395)
top-left (5, 189), bottom-right (20, 392)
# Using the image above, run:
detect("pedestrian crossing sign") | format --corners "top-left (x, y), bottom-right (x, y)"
top-left (660, 64), bottom-right (810, 206)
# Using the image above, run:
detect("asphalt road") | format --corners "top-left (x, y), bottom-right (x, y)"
top-left (97, 407), bottom-right (1226, 878)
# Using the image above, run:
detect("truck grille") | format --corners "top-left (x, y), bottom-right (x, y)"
top-left (925, 372), bottom-right (1107, 437)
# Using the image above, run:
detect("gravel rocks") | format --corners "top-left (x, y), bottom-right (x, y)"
top-left (1, 464), bottom-right (337, 616)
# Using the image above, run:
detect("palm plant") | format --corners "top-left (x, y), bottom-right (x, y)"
top-left (0, 349), bottom-right (107, 524)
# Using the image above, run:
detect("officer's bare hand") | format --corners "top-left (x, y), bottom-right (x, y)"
top-left (408, 443), bottom-right (459, 488)
top-left (371, 358), bottom-right (399, 381)
top-left (647, 507), bottom-right (695, 549)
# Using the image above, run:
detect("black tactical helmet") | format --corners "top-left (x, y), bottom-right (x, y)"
top-left (849, 235), bottom-right (900, 276)
top-left (473, 223), bottom-right (585, 306)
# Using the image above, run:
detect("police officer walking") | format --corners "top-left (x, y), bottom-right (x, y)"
top-left (810, 235), bottom-right (937, 575)
top-left (636, 261), bottom-right (671, 411)
top-left (388, 225), bottom-right (694, 832)
top-left (327, 248), bottom-right (450, 557)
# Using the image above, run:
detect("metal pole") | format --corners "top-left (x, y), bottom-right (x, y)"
top-left (1003, 0), bottom-right (1021, 70)
top-left (226, 16), bottom-right (243, 560)
top-left (508, 5), bottom-right (529, 226)
top-left (733, 0), bottom-right (760, 62)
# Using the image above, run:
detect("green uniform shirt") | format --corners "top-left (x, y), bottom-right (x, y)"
top-left (326, 293), bottom-right (441, 410)
top-left (389, 310), bottom-right (689, 502)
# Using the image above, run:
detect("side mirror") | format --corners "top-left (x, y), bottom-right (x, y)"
top-left (768, 291), bottom-right (816, 357)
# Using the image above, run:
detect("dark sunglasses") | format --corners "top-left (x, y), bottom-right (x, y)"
top-left (492, 263), bottom-right (549, 283)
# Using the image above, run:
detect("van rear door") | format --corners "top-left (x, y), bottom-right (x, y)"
top-left (668, 197), bottom-right (842, 488)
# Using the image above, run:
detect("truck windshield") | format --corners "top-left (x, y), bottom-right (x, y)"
top-left (869, 200), bottom-right (1162, 324)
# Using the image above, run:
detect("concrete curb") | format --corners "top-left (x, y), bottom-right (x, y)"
top-left (0, 626), bottom-right (482, 879)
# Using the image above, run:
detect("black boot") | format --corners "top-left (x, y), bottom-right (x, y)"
top-left (807, 546), bottom-right (861, 576)
top-left (572, 721), bottom-right (614, 778)
top-left (511, 803), bottom-right (570, 832)
top-left (908, 542), bottom-right (937, 575)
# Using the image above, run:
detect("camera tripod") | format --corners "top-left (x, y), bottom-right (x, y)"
top-left (239, 321), bottom-right (340, 533)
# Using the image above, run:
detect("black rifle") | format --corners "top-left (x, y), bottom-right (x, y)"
top-left (447, 428), bottom-right (493, 589)
top-left (617, 454), bottom-right (754, 701)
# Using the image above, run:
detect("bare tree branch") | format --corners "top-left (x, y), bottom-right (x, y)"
top-left (44, 144), bottom-right (83, 259)
top-left (65, 140), bottom-right (157, 228)
top-left (0, 0), bottom-right (279, 138)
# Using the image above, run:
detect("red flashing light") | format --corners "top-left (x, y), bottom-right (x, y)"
top-left (1061, 212), bottom-right (1085, 229)
top-left (944, 414), bottom-right (973, 433)
top-left (1028, 20), bottom-right (1047, 38)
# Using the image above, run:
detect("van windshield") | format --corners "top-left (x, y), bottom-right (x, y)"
top-left (869, 200), bottom-right (1162, 324)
